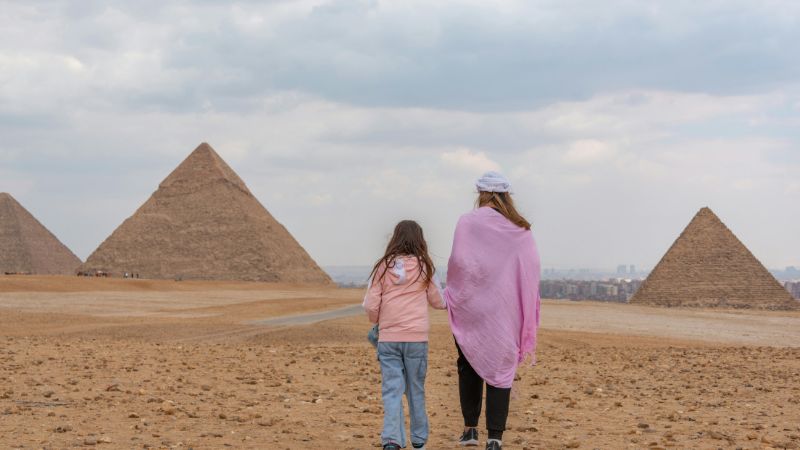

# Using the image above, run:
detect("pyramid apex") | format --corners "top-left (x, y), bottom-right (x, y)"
top-left (187, 142), bottom-right (218, 158)
top-left (160, 143), bottom-right (251, 195)
top-left (693, 207), bottom-right (721, 221)
top-left (0, 192), bottom-right (17, 204)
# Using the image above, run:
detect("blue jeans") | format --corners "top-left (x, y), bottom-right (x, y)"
top-left (377, 342), bottom-right (429, 447)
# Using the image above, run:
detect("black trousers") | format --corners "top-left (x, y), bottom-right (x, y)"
top-left (456, 340), bottom-right (511, 440)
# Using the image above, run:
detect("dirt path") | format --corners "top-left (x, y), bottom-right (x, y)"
top-left (5, 285), bottom-right (798, 347)
top-left (250, 304), bottom-right (363, 326)
top-left (246, 300), bottom-right (800, 347)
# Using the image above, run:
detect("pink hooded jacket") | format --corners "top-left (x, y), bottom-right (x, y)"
top-left (363, 256), bottom-right (446, 342)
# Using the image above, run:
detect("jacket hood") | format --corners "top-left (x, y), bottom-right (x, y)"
top-left (388, 255), bottom-right (419, 285)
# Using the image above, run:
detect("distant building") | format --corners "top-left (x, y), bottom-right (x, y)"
top-left (540, 278), bottom-right (642, 303)
top-left (629, 265), bottom-right (636, 275)
top-left (566, 284), bottom-right (579, 296)
top-left (541, 267), bottom-right (648, 281)
top-left (785, 281), bottom-right (800, 300)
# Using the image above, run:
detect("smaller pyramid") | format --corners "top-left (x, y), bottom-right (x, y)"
top-left (630, 207), bottom-right (798, 310)
top-left (0, 193), bottom-right (82, 275)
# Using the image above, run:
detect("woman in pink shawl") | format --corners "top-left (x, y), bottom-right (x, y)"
top-left (444, 171), bottom-right (541, 450)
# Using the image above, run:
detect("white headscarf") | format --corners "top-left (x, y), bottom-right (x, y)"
top-left (476, 171), bottom-right (511, 193)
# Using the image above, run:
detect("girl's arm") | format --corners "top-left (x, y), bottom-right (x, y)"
top-left (363, 264), bottom-right (385, 324)
top-left (426, 273), bottom-right (447, 310)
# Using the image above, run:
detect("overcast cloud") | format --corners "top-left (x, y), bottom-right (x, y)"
top-left (1, 0), bottom-right (799, 270)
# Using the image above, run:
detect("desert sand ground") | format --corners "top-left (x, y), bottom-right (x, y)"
top-left (1, 276), bottom-right (799, 450)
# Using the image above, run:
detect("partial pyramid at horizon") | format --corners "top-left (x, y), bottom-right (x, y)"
top-left (79, 143), bottom-right (332, 284)
top-left (630, 207), bottom-right (798, 310)
top-left (0, 193), bottom-right (82, 275)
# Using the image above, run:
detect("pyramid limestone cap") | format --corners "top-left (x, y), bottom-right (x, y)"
top-left (0, 192), bottom-right (21, 207)
top-left (0, 193), bottom-right (17, 210)
top-left (690, 207), bottom-right (721, 226)
top-left (160, 142), bottom-right (251, 195)
top-left (696, 206), bottom-right (715, 217)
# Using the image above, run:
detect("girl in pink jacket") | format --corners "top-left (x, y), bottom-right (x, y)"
top-left (363, 220), bottom-right (446, 450)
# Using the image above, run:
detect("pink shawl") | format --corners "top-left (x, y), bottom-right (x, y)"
top-left (444, 207), bottom-right (541, 389)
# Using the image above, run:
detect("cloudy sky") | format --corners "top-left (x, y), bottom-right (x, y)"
top-left (2, 0), bottom-right (799, 271)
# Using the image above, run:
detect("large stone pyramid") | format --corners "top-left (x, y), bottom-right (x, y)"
top-left (0, 193), bottom-right (82, 275)
top-left (630, 207), bottom-right (797, 310)
top-left (79, 143), bottom-right (332, 284)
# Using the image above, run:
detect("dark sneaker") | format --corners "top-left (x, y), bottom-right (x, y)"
top-left (383, 444), bottom-right (401, 450)
top-left (459, 428), bottom-right (479, 446)
top-left (412, 444), bottom-right (426, 450)
top-left (486, 439), bottom-right (502, 450)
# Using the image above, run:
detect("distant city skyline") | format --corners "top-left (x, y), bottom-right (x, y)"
top-left (2, 2), bottom-right (799, 270)
top-left (325, 264), bottom-right (800, 287)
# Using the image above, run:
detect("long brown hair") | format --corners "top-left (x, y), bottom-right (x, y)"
top-left (369, 220), bottom-right (435, 286)
top-left (477, 191), bottom-right (531, 230)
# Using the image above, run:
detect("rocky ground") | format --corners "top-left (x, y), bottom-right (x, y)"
top-left (1, 277), bottom-right (799, 449)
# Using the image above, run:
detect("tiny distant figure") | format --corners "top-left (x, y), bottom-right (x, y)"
top-left (363, 220), bottom-right (446, 450)
top-left (124, 272), bottom-right (129, 279)
top-left (446, 172), bottom-right (541, 450)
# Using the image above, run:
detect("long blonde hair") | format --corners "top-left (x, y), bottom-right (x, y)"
top-left (477, 191), bottom-right (531, 230)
